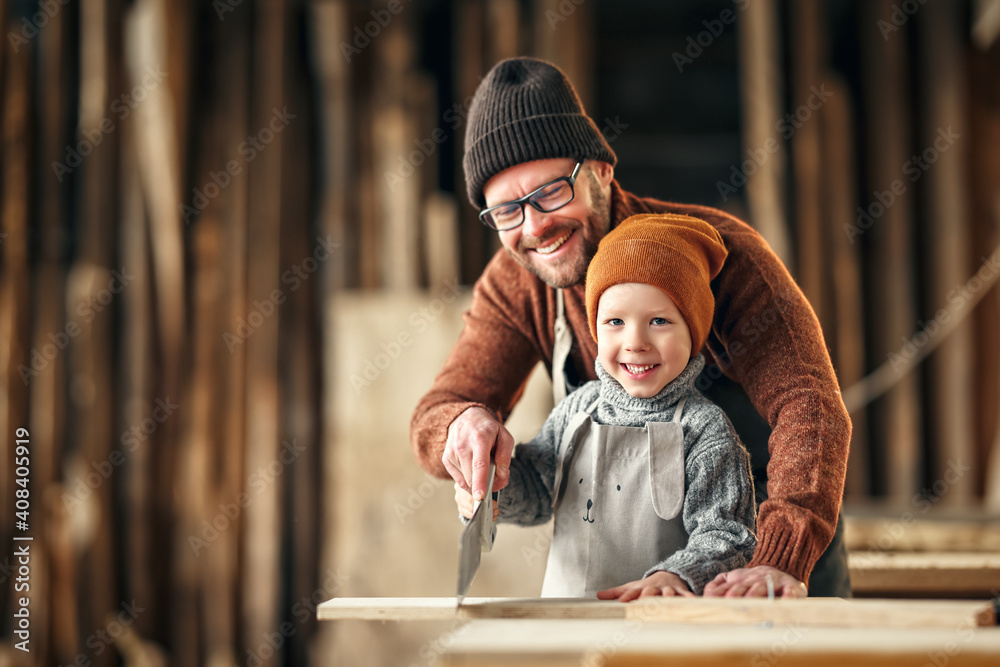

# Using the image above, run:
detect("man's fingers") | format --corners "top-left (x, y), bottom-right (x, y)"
top-left (779, 581), bottom-right (808, 598)
top-left (471, 447), bottom-right (491, 501)
top-left (724, 583), bottom-right (751, 598)
top-left (443, 457), bottom-right (469, 493)
top-left (493, 427), bottom-right (515, 491)
top-left (702, 576), bottom-right (731, 597)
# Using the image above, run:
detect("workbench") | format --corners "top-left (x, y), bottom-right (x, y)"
top-left (319, 596), bottom-right (1000, 665)
top-left (435, 619), bottom-right (1000, 666)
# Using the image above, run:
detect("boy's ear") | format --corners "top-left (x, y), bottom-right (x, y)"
top-left (588, 160), bottom-right (615, 187)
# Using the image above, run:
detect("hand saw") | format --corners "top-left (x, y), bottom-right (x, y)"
top-left (456, 459), bottom-right (497, 607)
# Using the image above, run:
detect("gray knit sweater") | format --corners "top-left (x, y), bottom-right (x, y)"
top-left (499, 354), bottom-right (757, 594)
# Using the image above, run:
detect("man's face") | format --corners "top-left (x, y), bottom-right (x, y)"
top-left (481, 158), bottom-right (613, 288)
top-left (596, 283), bottom-right (692, 398)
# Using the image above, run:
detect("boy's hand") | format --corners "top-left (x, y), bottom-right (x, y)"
top-left (596, 570), bottom-right (694, 602)
top-left (454, 483), bottom-right (498, 521)
top-left (702, 565), bottom-right (807, 598)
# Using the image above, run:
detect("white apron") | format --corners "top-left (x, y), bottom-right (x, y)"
top-left (540, 394), bottom-right (689, 597)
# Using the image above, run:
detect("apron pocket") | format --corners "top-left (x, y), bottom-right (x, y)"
top-left (646, 420), bottom-right (685, 520)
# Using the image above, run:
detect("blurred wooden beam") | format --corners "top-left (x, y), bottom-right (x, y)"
top-left (790, 0), bottom-right (827, 328)
top-left (533, 0), bottom-right (593, 110)
top-left (968, 37), bottom-right (1000, 509)
top-left (373, 22), bottom-right (420, 289)
top-left (313, 4), bottom-right (350, 661)
top-left (861, 0), bottom-right (922, 503)
top-left (919, 0), bottom-right (975, 507)
top-left (0, 0), bottom-right (36, 656)
top-left (74, 1), bottom-right (120, 663)
top-left (737, 0), bottom-right (791, 265)
top-left (823, 76), bottom-right (869, 499)
top-left (488, 0), bottom-right (520, 62)
top-left (972, 0), bottom-right (1000, 50)
top-left (125, 0), bottom-right (185, 396)
top-left (242, 1), bottom-right (285, 664)
top-left (310, 1), bottom-right (352, 292)
top-left (120, 116), bottom-right (155, 644)
top-left (424, 192), bottom-right (460, 290)
top-left (455, 0), bottom-right (487, 281)
top-left (34, 6), bottom-right (71, 663)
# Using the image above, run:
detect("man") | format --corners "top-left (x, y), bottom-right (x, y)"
top-left (410, 57), bottom-right (851, 597)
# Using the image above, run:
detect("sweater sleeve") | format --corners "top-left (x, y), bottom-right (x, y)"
top-left (704, 215), bottom-right (851, 585)
top-left (495, 381), bottom-right (599, 526)
top-left (616, 190), bottom-right (851, 586)
top-left (645, 404), bottom-right (757, 595)
top-left (410, 253), bottom-right (549, 480)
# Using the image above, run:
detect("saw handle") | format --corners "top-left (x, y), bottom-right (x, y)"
top-left (480, 460), bottom-right (498, 551)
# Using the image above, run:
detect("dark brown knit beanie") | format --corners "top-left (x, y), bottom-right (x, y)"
top-left (463, 57), bottom-right (617, 208)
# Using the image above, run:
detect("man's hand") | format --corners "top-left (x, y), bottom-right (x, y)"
top-left (442, 406), bottom-right (514, 501)
top-left (454, 483), bottom-right (499, 521)
top-left (702, 566), bottom-right (807, 598)
top-left (596, 571), bottom-right (694, 602)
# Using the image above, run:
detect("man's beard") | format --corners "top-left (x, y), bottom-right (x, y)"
top-left (506, 174), bottom-right (611, 289)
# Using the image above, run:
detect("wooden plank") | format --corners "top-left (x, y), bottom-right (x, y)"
top-left (849, 552), bottom-right (1000, 596)
top-left (318, 597), bottom-right (996, 629)
top-left (437, 620), bottom-right (1000, 667)
top-left (843, 515), bottom-right (1000, 552)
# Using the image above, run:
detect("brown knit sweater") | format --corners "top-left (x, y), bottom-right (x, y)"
top-left (410, 181), bottom-right (851, 586)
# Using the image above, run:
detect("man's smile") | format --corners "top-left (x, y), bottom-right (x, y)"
top-left (530, 230), bottom-right (574, 255)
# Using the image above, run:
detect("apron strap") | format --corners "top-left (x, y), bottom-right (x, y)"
top-left (551, 408), bottom-right (592, 509)
top-left (672, 396), bottom-right (688, 423)
top-left (551, 288), bottom-right (574, 405)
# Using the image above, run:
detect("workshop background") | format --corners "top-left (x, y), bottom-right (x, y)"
top-left (1, 0), bottom-right (999, 665)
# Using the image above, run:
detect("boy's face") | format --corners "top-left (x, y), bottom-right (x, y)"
top-left (596, 283), bottom-right (692, 398)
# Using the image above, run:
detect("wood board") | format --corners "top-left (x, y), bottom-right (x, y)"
top-left (849, 552), bottom-right (1000, 597)
top-left (436, 620), bottom-right (1000, 667)
top-left (843, 515), bottom-right (1000, 552)
top-left (318, 596), bottom-right (997, 628)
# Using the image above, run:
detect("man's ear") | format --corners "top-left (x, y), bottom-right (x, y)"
top-left (588, 160), bottom-right (615, 187)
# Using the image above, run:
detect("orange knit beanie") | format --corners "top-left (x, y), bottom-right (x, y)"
top-left (585, 213), bottom-right (728, 354)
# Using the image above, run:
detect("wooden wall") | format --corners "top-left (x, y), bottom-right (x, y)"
top-left (1, 1), bottom-right (999, 666)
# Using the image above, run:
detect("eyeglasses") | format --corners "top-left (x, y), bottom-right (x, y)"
top-left (479, 159), bottom-right (585, 231)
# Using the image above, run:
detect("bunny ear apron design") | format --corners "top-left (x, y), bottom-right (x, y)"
top-left (541, 396), bottom-right (689, 597)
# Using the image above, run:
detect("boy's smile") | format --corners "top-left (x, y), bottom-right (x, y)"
top-left (596, 283), bottom-right (692, 398)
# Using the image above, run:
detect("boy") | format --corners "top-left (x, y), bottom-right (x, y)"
top-left (455, 213), bottom-right (756, 599)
